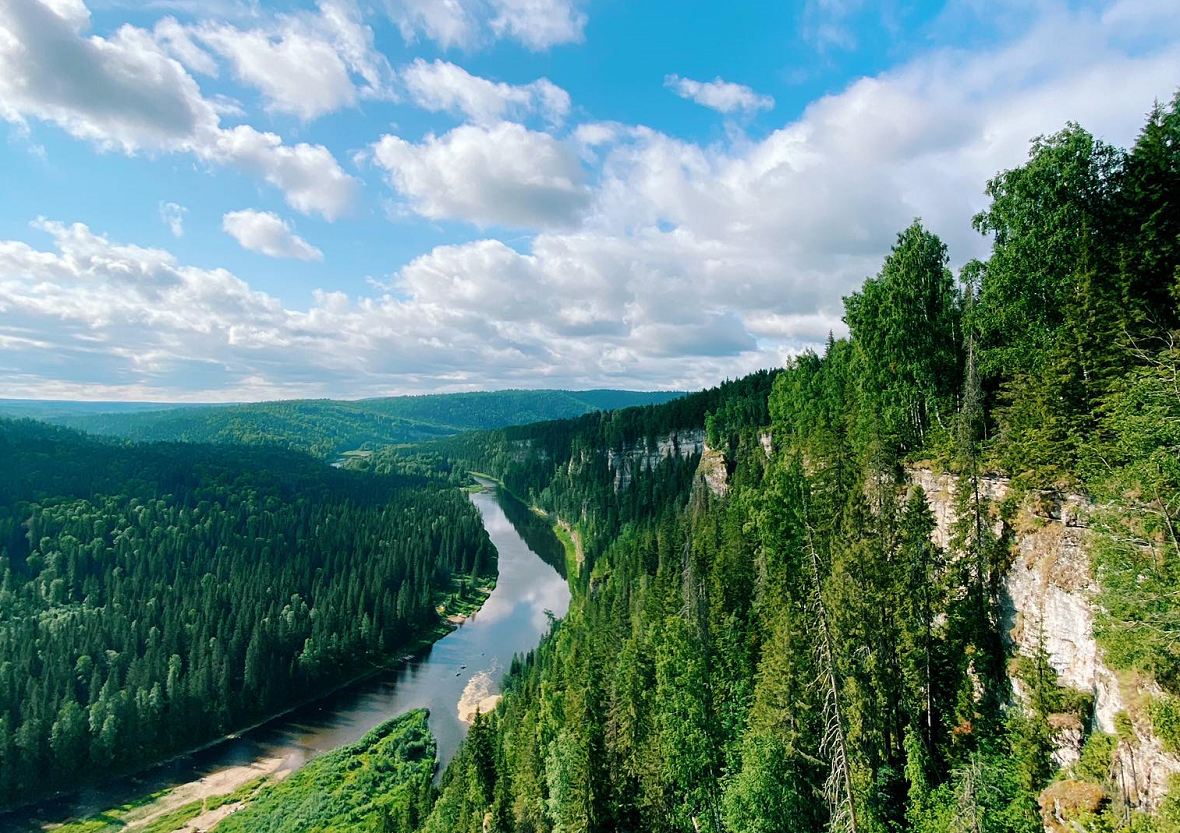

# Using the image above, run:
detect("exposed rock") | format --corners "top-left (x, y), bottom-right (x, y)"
top-left (759, 431), bottom-right (773, 458)
top-left (1048, 712), bottom-right (1085, 768)
top-left (908, 467), bottom-right (1180, 813)
top-left (906, 468), bottom-right (1007, 549)
top-left (1114, 715), bottom-right (1180, 812)
top-left (607, 429), bottom-right (706, 490)
top-left (697, 445), bottom-right (729, 497)
top-left (1039, 779), bottom-right (1106, 833)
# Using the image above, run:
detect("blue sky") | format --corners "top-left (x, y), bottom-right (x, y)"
top-left (0, 0), bottom-right (1177, 400)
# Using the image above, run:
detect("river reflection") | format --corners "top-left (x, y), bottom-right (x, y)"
top-left (5, 478), bottom-right (570, 831)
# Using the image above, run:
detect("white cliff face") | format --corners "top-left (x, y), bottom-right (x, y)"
top-left (697, 445), bottom-right (729, 497)
top-left (909, 468), bottom-right (1180, 812)
top-left (607, 429), bottom-right (707, 490)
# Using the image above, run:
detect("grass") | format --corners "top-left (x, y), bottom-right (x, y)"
top-left (214, 710), bottom-right (436, 833)
top-left (48, 787), bottom-right (176, 833)
top-left (46, 779), bottom-right (271, 833)
top-left (134, 800), bottom-right (204, 833)
top-left (550, 519), bottom-right (581, 578)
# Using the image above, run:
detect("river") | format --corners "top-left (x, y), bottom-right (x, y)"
top-left (5, 478), bottom-right (570, 831)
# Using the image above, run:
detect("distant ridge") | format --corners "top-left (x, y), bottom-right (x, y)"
top-left (2, 389), bottom-right (685, 459)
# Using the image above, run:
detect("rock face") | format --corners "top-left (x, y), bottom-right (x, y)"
top-left (909, 467), bottom-right (1180, 813)
top-left (607, 429), bottom-right (707, 490)
top-left (697, 445), bottom-right (729, 497)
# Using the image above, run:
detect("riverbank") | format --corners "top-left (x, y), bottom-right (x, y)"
top-left (467, 471), bottom-right (582, 579)
top-left (13, 480), bottom-right (568, 833)
top-left (10, 497), bottom-right (498, 832)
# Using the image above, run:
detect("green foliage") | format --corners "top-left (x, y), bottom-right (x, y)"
top-left (1074, 732), bottom-right (1117, 783)
top-left (1153, 697), bottom-right (1180, 754)
top-left (215, 710), bottom-right (436, 833)
top-left (42, 389), bottom-right (684, 460)
top-left (398, 91), bottom-right (1180, 833)
top-left (844, 220), bottom-right (963, 461)
top-left (12, 89), bottom-right (1180, 833)
top-left (0, 419), bottom-right (493, 809)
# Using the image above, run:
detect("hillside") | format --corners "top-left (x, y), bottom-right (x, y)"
top-left (15, 389), bottom-right (684, 459)
top-left (0, 419), bottom-right (494, 810)
top-left (397, 95), bottom-right (1180, 833)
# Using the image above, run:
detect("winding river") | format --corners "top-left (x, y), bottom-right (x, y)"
top-left (7, 478), bottom-right (570, 831)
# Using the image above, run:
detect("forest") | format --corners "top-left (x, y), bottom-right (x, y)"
top-left (404, 92), bottom-right (1180, 833)
top-left (24, 389), bottom-right (684, 460)
top-left (2, 90), bottom-right (1178, 833)
top-left (0, 420), bottom-right (494, 809)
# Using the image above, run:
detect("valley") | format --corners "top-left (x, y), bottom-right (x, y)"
top-left (3, 478), bottom-right (570, 832)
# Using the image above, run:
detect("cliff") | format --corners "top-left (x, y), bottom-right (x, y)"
top-left (910, 468), bottom-right (1180, 814)
top-left (606, 428), bottom-right (707, 490)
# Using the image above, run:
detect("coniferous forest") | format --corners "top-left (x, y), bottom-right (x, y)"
top-left (407, 95), bottom-right (1180, 833)
top-left (3, 91), bottom-right (1180, 833)
top-left (0, 420), bottom-right (494, 809)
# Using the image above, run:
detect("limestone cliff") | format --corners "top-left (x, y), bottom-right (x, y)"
top-left (697, 444), bottom-right (729, 497)
top-left (606, 429), bottom-right (707, 490)
top-left (909, 468), bottom-right (1180, 813)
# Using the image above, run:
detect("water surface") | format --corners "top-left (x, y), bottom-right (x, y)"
top-left (6, 479), bottom-right (570, 829)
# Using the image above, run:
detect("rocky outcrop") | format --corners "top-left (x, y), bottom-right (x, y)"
top-left (1039, 780), bottom-right (1107, 833)
top-left (697, 445), bottom-right (729, 497)
top-left (909, 467), bottom-right (1180, 813)
top-left (607, 429), bottom-right (706, 490)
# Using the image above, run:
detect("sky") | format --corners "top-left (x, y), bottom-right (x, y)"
top-left (0, 0), bottom-right (1177, 402)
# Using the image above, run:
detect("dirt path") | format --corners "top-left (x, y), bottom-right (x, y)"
top-left (111, 757), bottom-right (285, 833)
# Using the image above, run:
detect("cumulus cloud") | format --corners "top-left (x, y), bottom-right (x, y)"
top-left (370, 122), bottom-right (590, 228)
top-left (487, 0), bottom-right (587, 50)
top-left (194, 1), bottom-right (395, 121)
top-left (222, 210), bottom-right (323, 260)
top-left (4, 0), bottom-right (1180, 400)
top-left (401, 59), bottom-right (569, 125)
top-left (385, 0), bottom-right (585, 51)
top-left (159, 202), bottom-right (186, 237)
top-left (0, 0), bottom-right (358, 219)
top-left (153, 16), bottom-right (218, 76)
top-left (385, 0), bottom-right (481, 50)
top-left (664, 75), bottom-right (775, 114)
top-left (0, 218), bottom-right (747, 400)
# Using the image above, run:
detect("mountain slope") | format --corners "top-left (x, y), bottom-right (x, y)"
top-left (22, 389), bottom-right (684, 459)
top-left (407, 95), bottom-right (1180, 833)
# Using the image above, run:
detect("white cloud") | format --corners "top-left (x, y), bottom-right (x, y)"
top-left (197, 27), bottom-right (357, 121)
top-left (370, 122), bottom-right (589, 228)
top-left (153, 16), bottom-right (218, 76)
top-left (487, 0), bottom-right (586, 50)
top-left (222, 210), bottom-right (324, 261)
top-left (664, 75), bottom-right (775, 114)
top-left (159, 201), bottom-right (186, 237)
top-left (801, 0), bottom-right (866, 51)
top-left (0, 0), bottom-right (359, 219)
top-left (194, 1), bottom-right (395, 121)
top-left (211, 127), bottom-right (358, 220)
top-left (400, 59), bottom-right (570, 125)
top-left (4, 0), bottom-right (1180, 400)
top-left (385, 0), bottom-right (480, 50)
top-left (385, 0), bottom-right (585, 51)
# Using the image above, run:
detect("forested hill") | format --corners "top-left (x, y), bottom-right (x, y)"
top-left (17, 389), bottom-right (684, 460)
top-left (408, 94), bottom-right (1180, 833)
top-left (0, 419), bottom-right (495, 811)
top-left (371, 371), bottom-right (778, 573)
